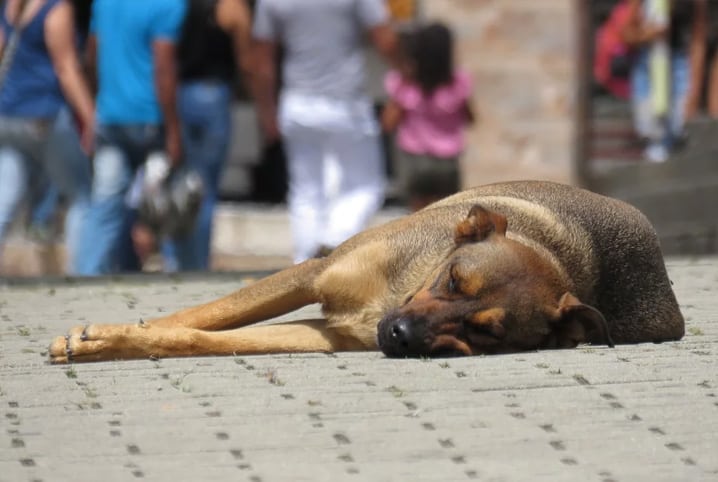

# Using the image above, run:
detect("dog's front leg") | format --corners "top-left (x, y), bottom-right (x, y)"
top-left (48, 320), bottom-right (371, 363)
top-left (146, 258), bottom-right (327, 331)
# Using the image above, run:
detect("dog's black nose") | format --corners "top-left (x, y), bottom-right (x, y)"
top-left (390, 317), bottom-right (412, 345)
top-left (379, 317), bottom-right (427, 357)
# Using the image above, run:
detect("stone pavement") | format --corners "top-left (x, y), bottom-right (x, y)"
top-left (0, 258), bottom-right (716, 482)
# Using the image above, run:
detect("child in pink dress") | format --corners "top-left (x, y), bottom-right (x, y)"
top-left (382, 22), bottom-right (475, 211)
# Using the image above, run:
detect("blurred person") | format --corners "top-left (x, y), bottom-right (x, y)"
top-left (40, 0), bottom-right (94, 273)
top-left (621, 0), bottom-right (707, 163)
top-left (162, 0), bottom-right (254, 272)
top-left (381, 22), bottom-right (475, 212)
top-left (76, 0), bottom-right (187, 275)
top-left (252, 0), bottom-right (397, 264)
top-left (0, 0), bottom-right (94, 273)
top-left (594, 0), bottom-right (635, 100)
top-left (0, 0), bottom-right (94, 268)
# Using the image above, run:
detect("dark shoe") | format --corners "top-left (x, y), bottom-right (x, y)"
top-left (312, 245), bottom-right (334, 258)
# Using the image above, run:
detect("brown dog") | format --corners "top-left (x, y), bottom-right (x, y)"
top-left (49, 181), bottom-right (684, 363)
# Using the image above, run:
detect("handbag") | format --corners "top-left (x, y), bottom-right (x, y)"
top-left (136, 152), bottom-right (205, 238)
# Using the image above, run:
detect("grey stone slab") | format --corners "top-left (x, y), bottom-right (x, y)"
top-left (0, 258), bottom-right (717, 481)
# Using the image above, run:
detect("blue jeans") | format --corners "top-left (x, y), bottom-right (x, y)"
top-left (30, 181), bottom-right (59, 228)
top-left (161, 81), bottom-right (231, 271)
top-left (0, 146), bottom-right (36, 246)
top-left (631, 48), bottom-right (690, 149)
top-left (0, 117), bottom-right (49, 247)
top-left (0, 108), bottom-right (91, 273)
top-left (45, 107), bottom-right (92, 273)
top-left (77, 124), bottom-right (164, 275)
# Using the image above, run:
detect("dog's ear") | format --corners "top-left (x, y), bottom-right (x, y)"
top-left (454, 205), bottom-right (508, 245)
top-left (549, 293), bottom-right (614, 348)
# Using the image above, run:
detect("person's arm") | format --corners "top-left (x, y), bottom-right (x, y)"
top-left (463, 99), bottom-right (477, 126)
top-left (84, 33), bottom-right (97, 95)
top-left (45, 0), bottom-right (95, 152)
top-left (685, 0), bottom-right (707, 119)
top-left (216, 0), bottom-right (254, 97)
top-left (253, 39), bottom-right (280, 143)
top-left (153, 39), bottom-right (182, 165)
top-left (0, 26), bottom-right (6, 56)
top-left (620, 0), bottom-right (667, 46)
top-left (368, 22), bottom-right (398, 65)
top-left (357, 0), bottom-right (398, 65)
top-left (380, 99), bottom-right (403, 133)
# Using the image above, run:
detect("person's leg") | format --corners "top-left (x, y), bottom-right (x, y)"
top-left (668, 51), bottom-right (690, 147)
top-left (282, 126), bottom-right (326, 264)
top-left (631, 48), bottom-right (668, 162)
top-left (76, 127), bottom-right (136, 275)
top-left (0, 147), bottom-right (29, 250)
top-left (28, 181), bottom-right (59, 233)
top-left (709, 49), bottom-right (718, 118)
top-left (406, 154), bottom-right (460, 212)
top-left (117, 208), bottom-right (143, 272)
top-left (44, 106), bottom-right (92, 274)
top-left (631, 49), bottom-right (653, 139)
top-left (164, 81), bottom-right (231, 271)
top-left (323, 129), bottom-right (386, 249)
top-left (277, 92), bottom-right (329, 264)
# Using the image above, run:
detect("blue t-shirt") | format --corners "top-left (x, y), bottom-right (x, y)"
top-left (91, 0), bottom-right (186, 124)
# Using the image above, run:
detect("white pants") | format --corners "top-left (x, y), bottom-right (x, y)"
top-left (278, 91), bottom-right (386, 263)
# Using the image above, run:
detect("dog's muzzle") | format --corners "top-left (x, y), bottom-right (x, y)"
top-left (377, 315), bottom-right (430, 357)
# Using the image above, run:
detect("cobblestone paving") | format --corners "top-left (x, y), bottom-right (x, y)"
top-left (0, 258), bottom-right (716, 482)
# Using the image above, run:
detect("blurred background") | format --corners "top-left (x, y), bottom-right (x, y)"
top-left (1, 0), bottom-right (716, 277)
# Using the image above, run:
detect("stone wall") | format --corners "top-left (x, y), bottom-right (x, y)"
top-left (422, 0), bottom-right (582, 187)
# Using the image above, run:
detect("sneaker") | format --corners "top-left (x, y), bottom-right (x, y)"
top-left (312, 245), bottom-right (334, 258)
top-left (644, 144), bottom-right (669, 163)
top-left (26, 224), bottom-right (54, 244)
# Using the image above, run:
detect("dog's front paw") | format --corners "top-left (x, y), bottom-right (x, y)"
top-left (48, 324), bottom-right (132, 364)
top-left (48, 325), bottom-right (87, 364)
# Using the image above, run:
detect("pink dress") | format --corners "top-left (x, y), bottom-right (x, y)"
top-left (385, 69), bottom-right (472, 158)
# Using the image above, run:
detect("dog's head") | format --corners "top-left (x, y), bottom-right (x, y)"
top-left (377, 205), bottom-right (614, 357)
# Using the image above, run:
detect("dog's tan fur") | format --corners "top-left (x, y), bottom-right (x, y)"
top-left (49, 181), bottom-right (684, 363)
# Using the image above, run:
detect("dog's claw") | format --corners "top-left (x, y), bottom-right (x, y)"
top-left (80, 326), bottom-right (89, 341)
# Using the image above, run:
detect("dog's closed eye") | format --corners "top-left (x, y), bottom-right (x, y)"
top-left (448, 272), bottom-right (458, 293)
top-left (447, 264), bottom-right (462, 294)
